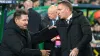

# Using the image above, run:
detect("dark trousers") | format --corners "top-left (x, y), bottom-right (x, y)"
top-left (50, 47), bottom-right (61, 56)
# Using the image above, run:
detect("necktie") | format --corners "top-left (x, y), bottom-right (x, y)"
top-left (52, 20), bottom-right (56, 26)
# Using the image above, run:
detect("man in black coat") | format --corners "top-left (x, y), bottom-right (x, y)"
top-left (42, 5), bottom-right (58, 50)
top-left (56, 1), bottom-right (92, 56)
top-left (6, 0), bottom-right (43, 49)
top-left (0, 9), bottom-right (58, 56)
top-left (7, 0), bottom-right (42, 34)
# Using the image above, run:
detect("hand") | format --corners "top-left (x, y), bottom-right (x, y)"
top-left (69, 48), bottom-right (79, 56)
top-left (48, 26), bottom-right (57, 30)
top-left (51, 37), bottom-right (56, 42)
top-left (40, 50), bottom-right (50, 56)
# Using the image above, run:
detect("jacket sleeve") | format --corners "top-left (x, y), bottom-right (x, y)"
top-left (3, 29), bottom-right (42, 56)
top-left (76, 16), bottom-right (92, 51)
top-left (30, 27), bottom-right (58, 44)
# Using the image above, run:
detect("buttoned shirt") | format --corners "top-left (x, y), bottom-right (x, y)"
top-left (66, 14), bottom-right (72, 24)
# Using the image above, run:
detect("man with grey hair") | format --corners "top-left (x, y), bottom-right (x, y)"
top-left (42, 5), bottom-right (59, 56)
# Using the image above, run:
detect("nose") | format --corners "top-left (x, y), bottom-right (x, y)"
top-left (57, 12), bottom-right (60, 16)
top-left (26, 21), bottom-right (28, 24)
top-left (58, 13), bottom-right (60, 15)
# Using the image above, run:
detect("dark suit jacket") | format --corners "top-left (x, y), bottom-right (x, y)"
top-left (42, 15), bottom-right (55, 50)
top-left (42, 14), bottom-right (52, 28)
top-left (55, 10), bottom-right (92, 56)
top-left (0, 19), bottom-right (58, 56)
top-left (28, 8), bottom-right (42, 49)
top-left (28, 8), bottom-right (42, 33)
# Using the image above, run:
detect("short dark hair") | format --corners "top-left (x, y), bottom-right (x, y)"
top-left (13, 9), bottom-right (28, 20)
top-left (58, 1), bottom-right (73, 11)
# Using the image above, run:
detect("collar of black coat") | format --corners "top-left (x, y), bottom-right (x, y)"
top-left (72, 10), bottom-right (84, 19)
top-left (59, 10), bottom-right (84, 21)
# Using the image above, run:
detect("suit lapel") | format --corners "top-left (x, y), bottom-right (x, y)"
top-left (49, 20), bottom-right (53, 26)
top-left (68, 19), bottom-right (73, 27)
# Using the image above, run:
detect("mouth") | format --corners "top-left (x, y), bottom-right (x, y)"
top-left (24, 25), bottom-right (27, 28)
top-left (24, 24), bottom-right (28, 26)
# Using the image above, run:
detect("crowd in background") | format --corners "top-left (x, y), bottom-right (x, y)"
top-left (7, 0), bottom-right (100, 12)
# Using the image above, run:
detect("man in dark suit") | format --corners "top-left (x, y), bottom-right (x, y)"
top-left (42, 5), bottom-right (58, 51)
top-left (0, 9), bottom-right (58, 56)
top-left (55, 1), bottom-right (92, 56)
top-left (42, 5), bottom-right (59, 56)
top-left (23, 0), bottom-right (42, 34)
top-left (23, 0), bottom-right (43, 49)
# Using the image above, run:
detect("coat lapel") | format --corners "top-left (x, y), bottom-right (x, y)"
top-left (67, 18), bottom-right (73, 33)
top-left (27, 31), bottom-right (32, 48)
top-left (19, 30), bottom-right (32, 48)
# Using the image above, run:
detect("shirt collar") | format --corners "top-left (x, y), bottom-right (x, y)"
top-left (66, 14), bottom-right (72, 21)
top-left (56, 16), bottom-right (59, 20)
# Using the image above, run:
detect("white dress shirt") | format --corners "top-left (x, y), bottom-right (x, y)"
top-left (66, 14), bottom-right (73, 24)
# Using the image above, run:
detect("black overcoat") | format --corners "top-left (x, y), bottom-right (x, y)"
top-left (0, 19), bottom-right (58, 56)
top-left (55, 10), bottom-right (92, 56)
top-left (42, 14), bottom-right (55, 50)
